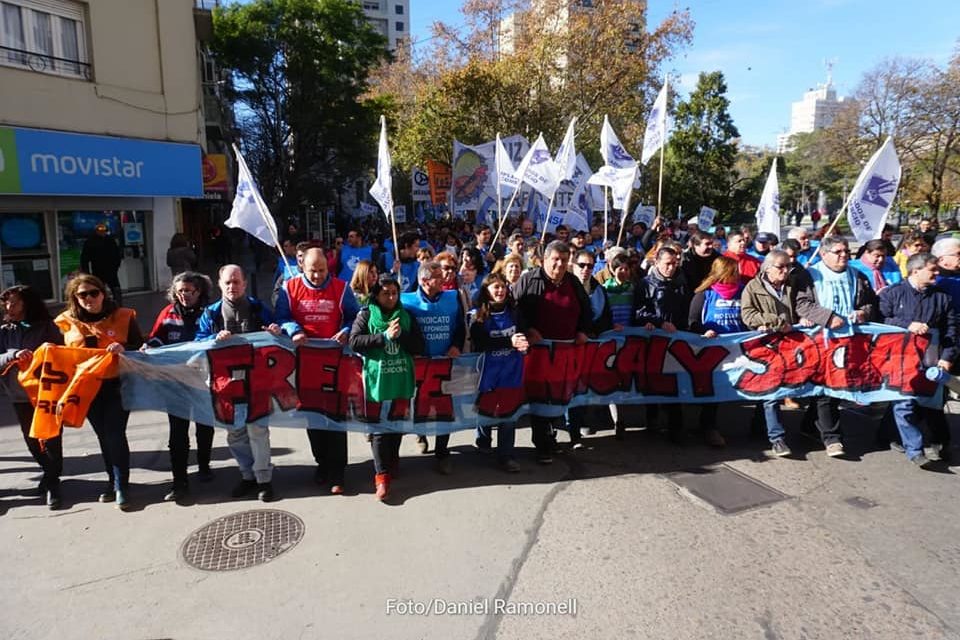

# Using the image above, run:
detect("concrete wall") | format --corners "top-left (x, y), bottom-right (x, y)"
top-left (1, 0), bottom-right (203, 146)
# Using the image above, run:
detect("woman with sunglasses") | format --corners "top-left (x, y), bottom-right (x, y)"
top-left (145, 271), bottom-right (216, 503)
top-left (0, 285), bottom-right (64, 508)
top-left (55, 274), bottom-right (144, 510)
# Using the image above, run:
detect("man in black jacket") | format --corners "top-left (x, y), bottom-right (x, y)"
top-left (631, 246), bottom-right (691, 443)
top-left (880, 253), bottom-right (958, 468)
top-left (80, 223), bottom-right (123, 304)
top-left (512, 241), bottom-right (591, 463)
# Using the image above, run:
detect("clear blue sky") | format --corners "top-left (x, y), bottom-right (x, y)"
top-left (411, 0), bottom-right (960, 148)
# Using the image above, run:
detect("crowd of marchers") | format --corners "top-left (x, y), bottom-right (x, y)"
top-left (2, 212), bottom-right (957, 509)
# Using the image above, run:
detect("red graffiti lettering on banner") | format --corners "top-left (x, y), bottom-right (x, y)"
top-left (524, 342), bottom-right (582, 404)
top-left (612, 335), bottom-right (678, 396)
top-left (476, 387), bottom-right (525, 418)
top-left (735, 330), bottom-right (936, 396)
top-left (247, 345), bottom-right (297, 421)
top-left (668, 341), bottom-right (730, 397)
top-left (296, 345), bottom-right (372, 420)
top-left (413, 357), bottom-right (454, 422)
top-left (579, 340), bottom-right (620, 395)
top-left (208, 344), bottom-right (254, 424)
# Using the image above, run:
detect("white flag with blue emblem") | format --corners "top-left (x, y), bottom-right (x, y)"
top-left (554, 117), bottom-right (578, 181)
top-left (641, 79), bottom-right (670, 165)
top-left (226, 144), bottom-right (280, 248)
top-left (600, 115), bottom-right (637, 170)
top-left (846, 137), bottom-right (901, 243)
top-left (754, 159), bottom-right (780, 238)
top-left (515, 133), bottom-right (561, 198)
top-left (369, 115), bottom-right (393, 218)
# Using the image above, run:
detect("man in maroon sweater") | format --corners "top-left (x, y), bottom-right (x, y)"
top-left (512, 241), bottom-right (592, 463)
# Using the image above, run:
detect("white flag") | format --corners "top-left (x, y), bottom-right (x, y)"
top-left (369, 116), bottom-right (393, 218)
top-left (515, 134), bottom-right (561, 198)
top-left (641, 79), bottom-right (670, 165)
top-left (226, 144), bottom-right (280, 248)
top-left (587, 164), bottom-right (637, 210)
top-left (755, 159), bottom-right (780, 238)
top-left (495, 133), bottom-right (520, 198)
top-left (554, 117), bottom-right (578, 181)
top-left (600, 115), bottom-right (637, 169)
top-left (846, 137), bottom-right (901, 243)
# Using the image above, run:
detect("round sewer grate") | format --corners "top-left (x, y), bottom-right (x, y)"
top-left (180, 509), bottom-right (305, 572)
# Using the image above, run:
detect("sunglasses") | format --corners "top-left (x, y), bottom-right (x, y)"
top-left (576, 263), bottom-right (595, 269)
top-left (76, 289), bottom-right (102, 299)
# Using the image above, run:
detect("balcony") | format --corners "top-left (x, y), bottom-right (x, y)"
top-left (0, 45), bottom-right (91, 80)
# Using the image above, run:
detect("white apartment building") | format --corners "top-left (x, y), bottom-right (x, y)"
top-left (777, 73), bottom-right (847, 154)
top-left (359, 0), bottom-right (409, 52)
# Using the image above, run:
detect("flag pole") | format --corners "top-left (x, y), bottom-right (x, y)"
top-left (539, 191), bottom-right (558, 244)
top-left (617, 171), bottom-right (635, 246)
top-left (491, 187), bottom-right (521, 247)
top-left (657, 76), bottom-right (668, 219)
top-left (495, 134), bottom-right (504, 236)
top-left (603, 186), bottom-right (609, 245)
top-left (231, 143), bottom-right (294, 279)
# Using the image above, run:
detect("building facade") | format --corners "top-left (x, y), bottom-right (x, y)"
top-left (359, 0), bottom-right (409, 52)
top-left (0, 0), bottom-right (207, 301)
top-left (777, 72), bottom-right (847, 154)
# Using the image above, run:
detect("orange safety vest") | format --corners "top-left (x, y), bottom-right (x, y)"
top-left (18, 344), bottom-right (119, 440)
top-left (55, 308), bottom-right (135, 348)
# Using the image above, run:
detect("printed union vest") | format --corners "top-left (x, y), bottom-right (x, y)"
top-left (55, 308), bottom-right (134, 348)
top-left (401, 289), bottom-right (459, 357)
top-left (701, 289), bottom-right (746, 334)
top-left (284, 275), bottom-right (346, 338)
top-left (473, 309), bottom-right (523, 392)
top-left (339, 245), bottom-right (373, 283)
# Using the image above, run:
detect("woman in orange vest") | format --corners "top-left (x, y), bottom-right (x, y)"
top-left (55, 274), bottom-right (143, 511)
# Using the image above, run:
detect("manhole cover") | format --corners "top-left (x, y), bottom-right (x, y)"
top-left (181, 509), bottom-right (304, 571)
top-left (666, 465), bottom-right (790, 515)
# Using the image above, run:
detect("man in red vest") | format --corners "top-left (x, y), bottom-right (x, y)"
top-left (276, 247), bottom-right (359, 494)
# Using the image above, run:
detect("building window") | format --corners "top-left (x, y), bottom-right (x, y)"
top-left (395, 4), bottom-right (403, 14)
top-left (395, 21), bottom-right (404, 32)
top-left (362, 1), bottom-right (380, 11)
top-left (0, 0), bottom-right (89, 79)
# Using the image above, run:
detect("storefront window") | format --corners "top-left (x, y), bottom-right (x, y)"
top-left (57, 210), bottom-right (151, 294)
top-left (0, 212), bottom-right (54, 299)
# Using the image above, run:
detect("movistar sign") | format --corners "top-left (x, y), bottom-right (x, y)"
top-left (0, 126), bottom-right (202, 197)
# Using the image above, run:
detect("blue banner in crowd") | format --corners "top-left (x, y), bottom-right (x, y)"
top-left (120, 325), bottom-right (942, 435)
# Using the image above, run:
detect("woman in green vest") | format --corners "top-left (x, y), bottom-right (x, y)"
top-left (349, 274), bottom-right (425, 501)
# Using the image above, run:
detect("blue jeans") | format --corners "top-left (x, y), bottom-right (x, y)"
top-left (892, 400), bottom-right (924, 460)
top-left (476, 423), bottom-right (517, 459)
top-left (763, 399), bottom-right (785, 443)
top-left (227, 424), bottom-right (273, 483)
top-left (87, 380), bottom-right (131, 490)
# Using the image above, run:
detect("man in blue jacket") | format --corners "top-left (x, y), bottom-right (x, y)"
top-left (879, 253), bottom-right (958, 468)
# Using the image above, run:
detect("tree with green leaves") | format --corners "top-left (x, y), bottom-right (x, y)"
top-left (657, 71), bottom-right (740, 220)
top-left (213, 0), bottom-right (389, 219)
top-left (369, 0), bottom-right (693, 173)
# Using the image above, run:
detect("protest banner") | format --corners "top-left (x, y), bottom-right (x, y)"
top-left (426, 160), bottom-right (452, 206)
top-left (43, 325), bottom-right (937, 436)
